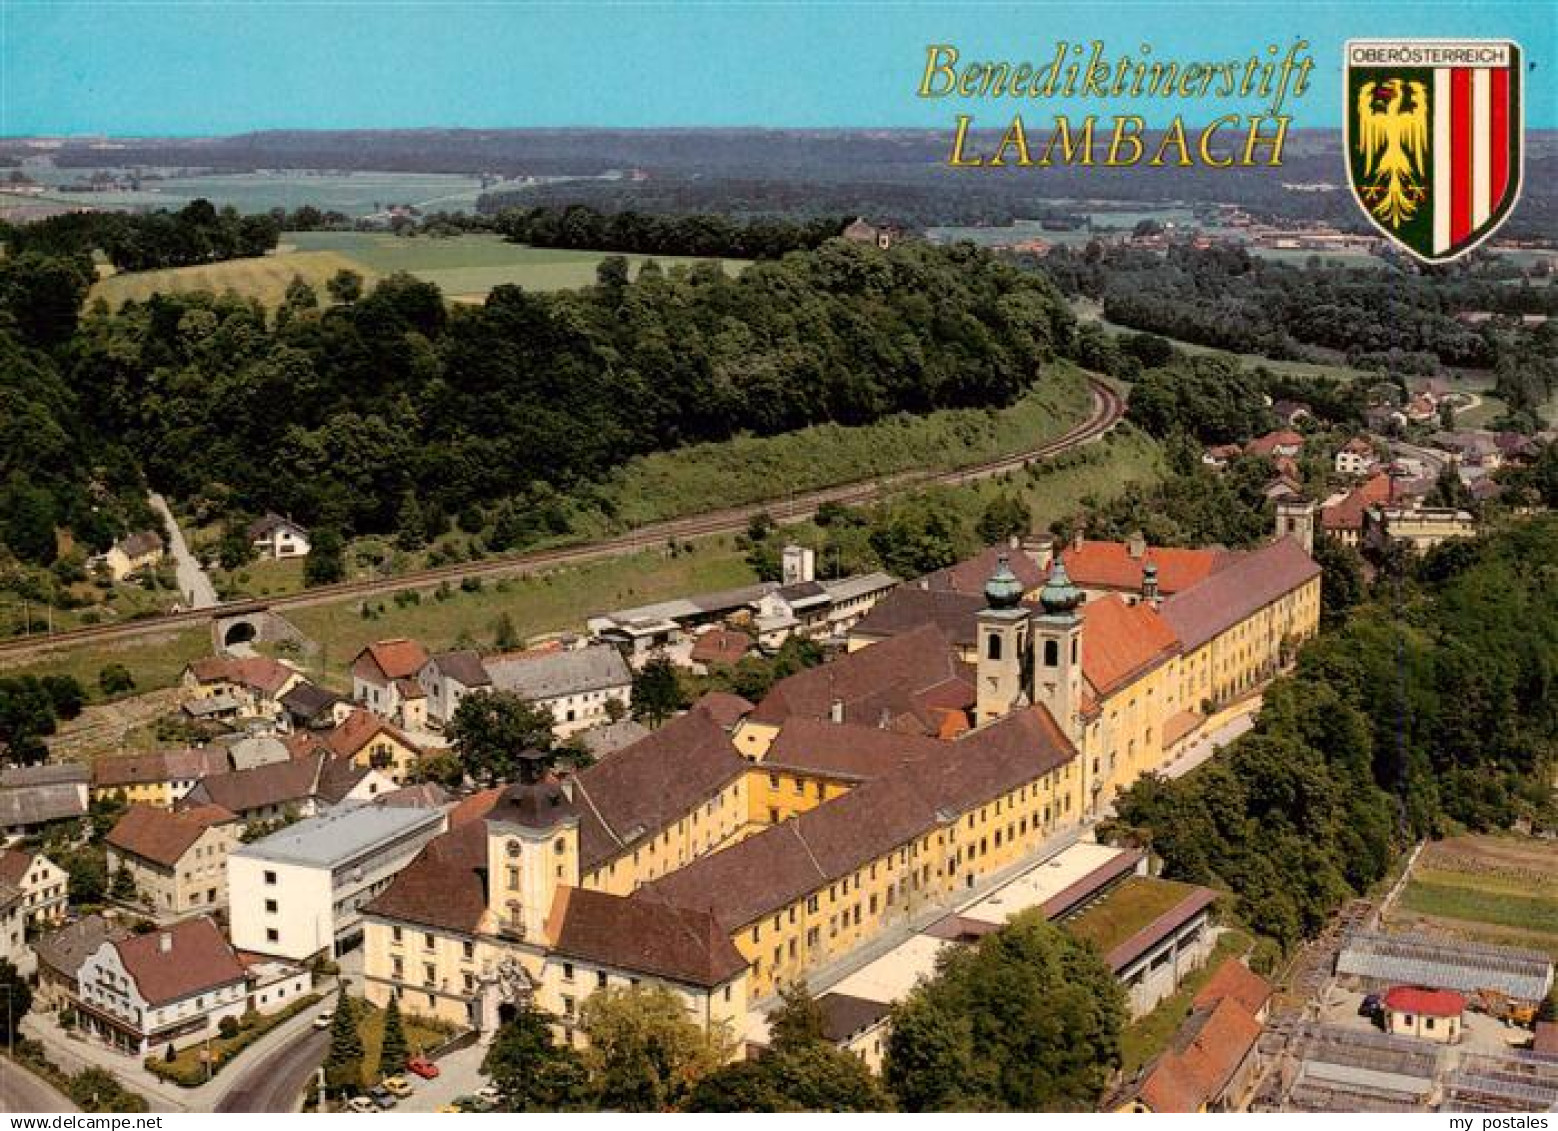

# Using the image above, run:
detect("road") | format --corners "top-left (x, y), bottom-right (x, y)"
top-left (0, 1058), bottom-right (76, 1113)
top-left (0, 377), bottom-right (1126, 663)
top-left (149, 492), bottom-right (219, 609)
top-left (215, 1027), bottom-right (328, 1112)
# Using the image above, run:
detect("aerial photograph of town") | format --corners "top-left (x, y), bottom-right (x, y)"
top-left (0, 0), bottom-right (1554, 1117)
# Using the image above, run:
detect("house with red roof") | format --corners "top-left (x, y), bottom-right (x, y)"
top-left (350, 639), bottom-right (432, 729)
top-left (1246, 429), bottom-right (1305, 459)
top-left (1382, 986), bottom-right (1465, 1044)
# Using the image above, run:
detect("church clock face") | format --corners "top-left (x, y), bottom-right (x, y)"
top-left (505, 839), bottom-right (522, 859)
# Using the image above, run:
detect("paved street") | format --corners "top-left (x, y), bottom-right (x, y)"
top-left (392, 1043), bottom-right (490, 1113)
top-left (0, 1059), bottom-right (76, 1113)
top-left (149, 491), bottom-right (218, 610)
top-left (216, 1028), bottom-right (328, 1112)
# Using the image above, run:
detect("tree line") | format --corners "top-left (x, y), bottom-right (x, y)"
top-left (492, 204), bottom-right (846, 259)
top-left (1, 198), bottom-right (280, 273)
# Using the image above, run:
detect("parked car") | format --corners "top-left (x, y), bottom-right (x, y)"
top-left (407, 1056), bottom-right (440, 1080)
top-left (475, 1086), bottom-right (500, 1102)
top-left (313, 1009), bottom-right (336, 1030)
top-left (1359, 993), bottom-right (1383, 1018)
top-left (346, 1097), bottom-right (377, 1114)
top-left (453, 1095), bottom-right (493, 1113)
top-left (367, 1086), bottom-right (397, 1110)
top-left (381, 1076), bottom-right (414, 1099)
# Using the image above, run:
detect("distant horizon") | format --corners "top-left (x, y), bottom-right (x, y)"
top-left (4, 2), bottom-right (1553, 135)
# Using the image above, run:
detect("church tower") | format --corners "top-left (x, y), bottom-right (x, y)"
top-left (1275, 494), bottom-right (1316, 556)
top-left (976, 555), bottom-right (1030, 725)
top-left (1029, 558), bottom-right (1085, 745)
top-left (484, 752), bottom-right (580, 946)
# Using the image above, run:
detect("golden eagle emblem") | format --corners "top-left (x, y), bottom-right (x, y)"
top-left (1355, 79), bottom-right (1430, 229)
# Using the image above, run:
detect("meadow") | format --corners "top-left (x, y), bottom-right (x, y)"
top-left (91, 249), bottom-right (374, 308)
top-left (1390, 835), bottom-right (1558, 958)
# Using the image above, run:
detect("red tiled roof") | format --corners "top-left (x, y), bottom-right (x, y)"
top-left (1383, 986), bottom-right (1465, 1017)
top-left (549, 887), bottom-right (747, 988)
top-left (851, 587), bottom-right (983, 649)
top-left (112, 916), bottom-right (246, 1006)
top-left (93, 747), bottom-right (229, 788)
top-left (352, 639), bottom-right (431, 683)
top-left (186, 656), bottom-right (297, 696)
top-left (323, 709), bottom-right (421, 761)
top-left (1077, 594), bottom-right (1180, 698)
top-left (1322, 473), bottom-right (1393, 532)
top-left (1194, 959), bottom-right (1272, 1017)
top-left (0, 848), bottom-right (34, 886)
top-left (764, 718), bottom-right (949, 782)
top-left (1160, 538), bottom-right (1320, 651)
top-left (689, 629), bottom-right (752, 667)
top-left (1136, 996), bottom-right (1263, 1112)
top-left (182, 754), bottom-right (326, 815)
top-left (106, 804), bottom-right (235, 868)
top-left (1062, 541), bottom-right (1227, 597)
top-left (921, 544), bottom-right (1049, 596)
top-left (449, 786), bottom-right (504, 828)
top-left (1246, 429), bottom-right (1305, 456)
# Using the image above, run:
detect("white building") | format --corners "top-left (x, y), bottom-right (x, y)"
top-left (0, 848), bottom-right (68, 927)
top-left (228, 805), bottom-right (447, 961)
top-left (247, 514), bottom-right (312, 560)
top-left (73, 916), bottom-right (249, 1056)
top-left (485, 644), bottom-right (634, 737)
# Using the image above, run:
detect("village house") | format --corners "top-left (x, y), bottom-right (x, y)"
top-left (1363, 505), bottom-right (1478, 554)
top-left (1334, 437), bottom-right (1379, 477)
top-left (1246, 429), bottom-right (1305, 460)
top-left (350, 639), bottom-right (432, 729)
top-left (417, 650), bottom-right (492, 727)
top-left (105, 804), bottom-right (241, 915)
top-left (485, 644), bottom-right (634, 738)
top-left (0, 847), bottom-right (69, 927)
top-left (98, 530), bottom-right (164, 582)
top-left (317, 708), bottom-right (428, 783)
top-left (247, 513), bottom-right (311, 561)
top-left (91, 748), bottom-right (230, 809)
top-left (279, 683), bottom-right (351, 731)
top-left (1320, 472), bottom-right (1395, 548)
top-left (1382, 986), bottom-right (1465, 1044)
top-left (181, 750), bottom-right (393, 824)
top-left (72, 916), bottom-right (249, 1057)
top-left (0, 883), bottom-right (25, 969)
top-left (1201, 443), bottom-right (1244, 471)
top-left (32, 913), bottom-right (133, 1010)
top-left (841, 217), bottom-right (898, 249)
top-left (180, 656), bottom-right (306, 726)
top-left (0, 763), bottom-right (90, 840)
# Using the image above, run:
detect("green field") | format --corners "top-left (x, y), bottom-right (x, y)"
top-left (0, 625), bottom-right (210, 701)
top-left (1399, 870), bottom-right (1558, 938)
top-left (92, 250), bottom-right (376, 308)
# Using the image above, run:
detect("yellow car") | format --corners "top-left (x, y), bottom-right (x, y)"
top-left (435, 1104), bottom-right (462, 1114)
top-left (381, 1076), bottom-right (414, 1099)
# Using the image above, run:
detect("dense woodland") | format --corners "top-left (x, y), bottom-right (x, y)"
top-left (0, 235), bottom-right (1073, 571)
top-left (1107, 517), bottom-right (1558, 950)
top-left (492, 205), bottom-right (845, 259)
top-left (0, 199), bottom-right (280, 272)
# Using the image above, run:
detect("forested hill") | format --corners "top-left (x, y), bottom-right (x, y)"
top-left (0, 238), bottom-right (1074, 564)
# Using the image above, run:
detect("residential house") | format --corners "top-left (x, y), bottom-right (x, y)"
top-left (247, 514), bottom-right (311, 560)
top-left (1363, 506), bottom-right (1478, 554)
top-left (1320, 473), bottom-right (1394, 548)
top-left (32, 913), bottom-right (133, 1010)
top-left (485, 644), bottom-right (633, 738)
top-left (1245, 429), bottom-right (1305, 459)
top-left (0, 883), bottom-right (24, 969)
top-left (91, 748), bottom-right (230, 809)
top-left (351, 639), bottom-right (432, 729)
top-left (842, 217), bottom-right (897, 249)
top-left (0, 763), bottom-right (90, 840)
top-left (180, 656), bottom-right (305, 726)
top-left (105, 804), bottom-right (241, 915)
top-left (73, 916), bottom-right (249, 1056)
top-left (417, 650), bottom-right (492, 727)
top-left (279, 683), bottom-right (350, 731)
top-left (1270, 399), bottom-right (1314, 427)
top-left (1382, 986), bottom-right (1465, 1044)
top-left (689, 628), bottom-right (753, 672)
top-left (181, 750), bottom-right (393, 824)
top-left (320, 709), bottom-right (427, 783)
top-left (100, 530), bottom-right (163, 582)
top-left (1201, 443), bottom-right (1243, 470)
top-left (227, 805), bottom-right (447, 960)
top-left (816, 993), bottom-right (892, 1073)
top-left (1334, 437), bottom-right (1379, 477)
top-left (0, 847), bottom-right (68, 926)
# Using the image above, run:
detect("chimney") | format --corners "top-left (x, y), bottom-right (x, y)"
top-left (1071, 526), bottom-right (1084, 552)
top-left (829, 698), bottom-right (844, 724)
top-left (1127, 531), bottom-right (1146, 560)
top-left (1141, 561), bottom-right (1160, 608)
top-left (158, 932), bottom-right (172, 954)
top-left (1008, 534), bottom-right (1020, 550)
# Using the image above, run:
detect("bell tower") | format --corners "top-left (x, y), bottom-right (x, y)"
top-left (1275, 494), bottom-right (1316, 556)
top-left (976, 555), bottom-right (1030, 725)
top-left (484, 752), bottom-right (580, 946)
top-left (1029, 559), bottom-right (1085, 745)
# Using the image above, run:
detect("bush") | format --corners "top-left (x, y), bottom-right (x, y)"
top-left (218, 1015), bottom-right (241, 1039)
top-left (98, 663), bottom-right (134, 696)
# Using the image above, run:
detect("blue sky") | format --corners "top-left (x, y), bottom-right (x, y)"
top-left (3, 1), bottom-right (1553, 135)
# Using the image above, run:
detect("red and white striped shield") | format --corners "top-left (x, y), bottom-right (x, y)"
top-left (1345, 40), bottom-right (1523, 263)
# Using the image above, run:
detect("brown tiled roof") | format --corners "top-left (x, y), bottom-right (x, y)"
top-left (93, 747), bottom-right (229, 788)
top-left (1135, 996), bottom-right (1262, 1112)
top-left (689, 629), bottom-right (752, 667)
top-left (364, 819), bottom-right (489, 934)
top-left (0, 848), bottom-right (35, 886)
top-left (1321, 473), bottom-right (1393, 533)
top-left (183, 753), bottom-right (326, 814)
top-left (113, 916), bottom-right (247, 1006)
top-left (449, 787), bottom-right (504, 828)
top-left (1535, 1021), bottom-right (1558, 1056)
top-left (323, 708), bottom-right (422, 761)
top-left (1062, 540), bottom-right (1227, 596)
top-left (921, 544), bottom-right (1049, 596)
top-left (764, 717), bottom-right (948, 783)
top-left (570, 706), bottom-right (746, 873)
top-left (1160, 538), bottom-right (1320, 652)
top-left (549, 887), bottom-right (747, 988)
top-left (1246, 429), bottom-right (1305, 456)
top-left (1077, 594), bottom-right (1180, 699)
top-left (185, 656), bottom-right (297, 696)
top-left (640, 707), bottom-right (1076, 931)
top-left (690, 692), bottom-right (754, 730)
top-left (850, 586), bottom-right (983, 649)
top-left (352, 639), bottom-right (431, 683)
top-left (106, 804), bottom-right (235, 868)
top-left (1194, 958), bottom-right (1272, 1017)
top-left (375, 783), bottom-right (451, 809)
top-left (426, 650), bottom-right (491, 688)
top-left (815, 993), bottom-right (892, 1043)
top-left (748, 624), bottom-right (973, 736)
top-left (33, 913), bottom-right (133, 981)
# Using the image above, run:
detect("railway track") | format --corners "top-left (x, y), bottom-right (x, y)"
top-left (0, 377), bottom-right (1126, 663)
